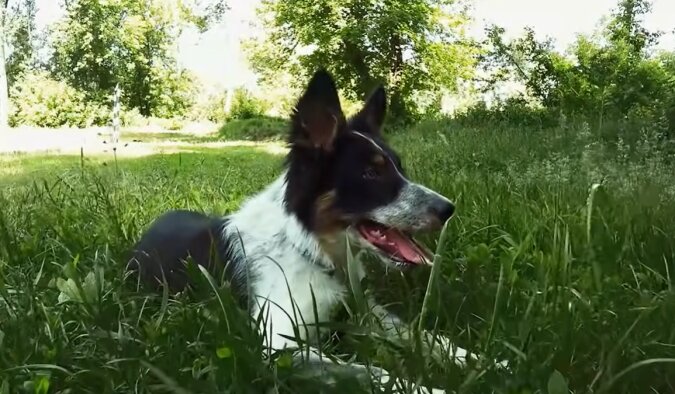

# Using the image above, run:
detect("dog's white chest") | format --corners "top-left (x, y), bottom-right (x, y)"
top-left (253, 250), bottom-right (346, 348)
top-left (226, 176), bottom-right (348, 349)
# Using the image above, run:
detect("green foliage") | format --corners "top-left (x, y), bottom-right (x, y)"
top-left (8, 71), bottom-right (108, 127)
top-left (49, 0), bottom-right (223, 119)
top-left (227, 88), bottom-right (269, 121)
top-left (119, 106), bottom-right (146, 127)
top-left (189, 91), bottom-right (228, 123)
top-left (246, 0), bottom-right (476, 121)
top-left (188, 87), bottom-right (273, 124)
top-left (147, 68), bottom-right (198, 119)
top-left (4, 0), bottom-right (37, 88)
top-left (218, 116), bottom-right (286, 141)
top-left (458, 97), bottom-right (557, 129)
top-left (479, 0), bottom-right (675, 136)
top-left (153, 116), bottom-right (185, 131)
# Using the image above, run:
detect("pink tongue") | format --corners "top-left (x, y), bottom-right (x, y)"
top-left (382, 229), bottom-right (425, 264)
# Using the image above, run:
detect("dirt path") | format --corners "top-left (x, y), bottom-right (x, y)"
top-left (0, 126), bottom-right (287, 157)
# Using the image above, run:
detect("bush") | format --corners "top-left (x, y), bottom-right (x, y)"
top-left (161, 117), bottom-right (185, 131)
top-left (9, 71), bottom-right (109, 128)
top-left (458, 96), bottom-right (558, 129)
top-left (148, 69), bottom-right (197, 119)
top-left (218, 116), bottom-right (287, 141)
top-left (189, 92), bottom-right (228, 123)
top-left (227, 88), bottom-right (269, 121)
top-left (120, 107), bottom-right (147, 127)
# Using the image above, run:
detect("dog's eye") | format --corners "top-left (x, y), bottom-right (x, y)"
top-left (363, 166), bottom-right (378, 179)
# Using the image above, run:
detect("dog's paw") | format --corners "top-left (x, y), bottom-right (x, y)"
top-left (415, 387), bottom-right (446, 394)
top-left (428, 334), bottom-right (471, 367)
top-left (429, 334), bottom-right (510, 371)
top-left (375, 371), bottom-right (446, 394)
top-left (495, 358), bottom-right (510, 370)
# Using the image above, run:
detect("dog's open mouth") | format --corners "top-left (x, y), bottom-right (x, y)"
top-left (356, 220), bottom-right (434, 266)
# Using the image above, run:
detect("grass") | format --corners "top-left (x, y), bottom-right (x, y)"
top-left (1, 117), bottom-right (675, 393)
top-left (217, 116), bottom-right (287, 141)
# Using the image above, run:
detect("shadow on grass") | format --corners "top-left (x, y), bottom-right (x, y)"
top-left (120, 131), bottom-right (212, 143)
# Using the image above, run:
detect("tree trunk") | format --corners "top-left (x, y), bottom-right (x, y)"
top-left (388, 33), bottom-right (406, 120)
top-left (389, 34), bottom-right (403, 87)
top-left (223, 88), bottom-right (233, 116)
top-left (0, 1), bottom-right (10, 131)
top-left (342, 4), bottom-right (375, 100)
top-left (342, 38), bottom-right (373, 99)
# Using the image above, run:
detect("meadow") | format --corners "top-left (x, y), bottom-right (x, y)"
top-left (1, 118), bottom-right (674, 394)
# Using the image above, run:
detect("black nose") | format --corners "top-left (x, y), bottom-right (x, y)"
top-left (431, 200), bottom-right (455, 223)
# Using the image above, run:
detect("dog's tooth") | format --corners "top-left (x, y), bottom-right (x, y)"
top-left (373, 229), bottom-right (387, 240)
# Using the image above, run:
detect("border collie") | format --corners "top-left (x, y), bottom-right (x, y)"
top-left (128, 70), bottom-right (501, 393)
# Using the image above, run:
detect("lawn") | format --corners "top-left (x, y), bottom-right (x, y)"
top-left (1, 119), bottom-right (674, 393)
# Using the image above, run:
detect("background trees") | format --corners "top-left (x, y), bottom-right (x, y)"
top-left (0, 0), bottom-right (673, 134)
top-left (246, 0), bottom-right (476, 121)
top-left (478, 0), bottom-right (675, 135)
top-left (2, 0), bottom-right (226, 128)
top-left (51, 0), bottom-right (225, 118)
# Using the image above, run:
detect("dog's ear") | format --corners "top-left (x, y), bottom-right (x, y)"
top-left (291, 69), bottom-right (345, 151)
top-left (353, 85), bottom-right (387, 135)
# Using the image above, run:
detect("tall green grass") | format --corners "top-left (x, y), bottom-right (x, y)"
top-left (1, 119), bottom-right (674, 393)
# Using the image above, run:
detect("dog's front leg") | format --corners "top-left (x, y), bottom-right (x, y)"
top-left (369, 299), bottom-right (509, 370)
top-left (260, 300), bottom-right (443, 394)
top-left (366, 297), bottom-right (482, 369)
top-left (290, 346), bottom-right (443, 394)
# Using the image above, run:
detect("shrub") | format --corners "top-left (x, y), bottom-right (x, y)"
top-left (162, 117), bottom-right (185, 131)
top-left (9, 71), bottom-right (109, 128)
top-left (120, 107), bottom-right (147, 127)
top-left (148, 69), bottom-right (197, 119)
top-left (189, 92), bottom-right (228, 123)
top-left (458, 96), bottom-right (558, 129)
top-left (227, 88), bottom-right (269, 121)
top-left (218, 116), bottom-right (287, 141)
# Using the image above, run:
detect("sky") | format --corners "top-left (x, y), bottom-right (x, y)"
top-left (34, 0), bottom-right (675, 90)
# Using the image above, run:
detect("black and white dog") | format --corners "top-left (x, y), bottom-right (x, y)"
top-left (128, 70), bottom-right (502, 393)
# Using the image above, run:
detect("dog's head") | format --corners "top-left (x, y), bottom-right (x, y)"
top-left (284, 70), bottom-right (455, 269)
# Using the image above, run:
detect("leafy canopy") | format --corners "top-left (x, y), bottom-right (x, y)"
top-left (478, 0), bottom-right (675, 134)
top-left (50, 0), bottom-right (226, 118)
top-left (246, 0), bottom-right (476, 121)
top-left (3, 0), bottom-right (37, 89)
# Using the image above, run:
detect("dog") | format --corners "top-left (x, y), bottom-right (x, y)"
top-left (127, 70), bottom-right (502, 393)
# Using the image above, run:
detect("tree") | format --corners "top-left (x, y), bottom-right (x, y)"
top-left (246, 0), bottom-right (476, 121)
top-left (4, 0), bottom-right (37, 88)
top-left (606, 0), bottom-right (659, 55)
top-left (0, 0), bottom-right (9, 130)
top-left (479, 25), bottom-right (564, 107)
top-left (479, 0), bottom-right (671, 126)
top-left (50, 0), bottom-right (226, 117)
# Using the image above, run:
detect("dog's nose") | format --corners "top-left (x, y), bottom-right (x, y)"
top-left (430, 200), bottom-right (455, 223)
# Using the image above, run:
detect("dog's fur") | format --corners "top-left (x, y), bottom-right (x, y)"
top-left (127, 70), bottom-right (499, 393)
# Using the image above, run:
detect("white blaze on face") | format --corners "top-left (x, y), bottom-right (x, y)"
top-left (350, 131), bottom-right (453, 232)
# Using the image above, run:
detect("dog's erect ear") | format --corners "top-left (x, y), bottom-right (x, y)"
top-left (354, 85), bottom-right (387, 135)
top-left (291, 70), bottom-right (345, 151)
